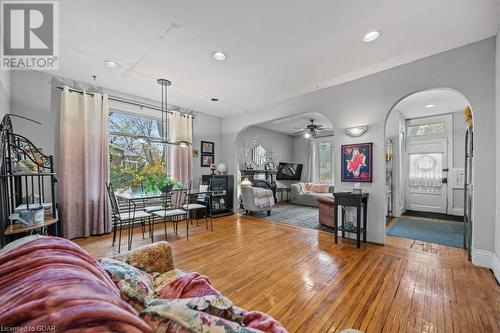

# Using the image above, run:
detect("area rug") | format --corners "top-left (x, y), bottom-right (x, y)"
top-left (386, 217), bottom-right (464, 247)
top-left (249, 204), bottom-right (334, 233)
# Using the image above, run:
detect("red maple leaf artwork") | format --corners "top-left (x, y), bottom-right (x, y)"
top-left (346, 147), bottom-right (366, 177)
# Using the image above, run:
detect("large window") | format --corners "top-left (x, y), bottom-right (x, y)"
top-left (109, 112), bottom-right (166, 190)
top-left (318, 142), bottom-right (332, 183)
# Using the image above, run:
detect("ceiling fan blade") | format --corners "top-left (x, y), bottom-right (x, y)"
top-left (292, 129), bottom-right (308, 135)
top-left (315, 130), bottom-right (334, 138)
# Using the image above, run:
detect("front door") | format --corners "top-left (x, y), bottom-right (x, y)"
top-left (406, 137), bottom-right (448, 213)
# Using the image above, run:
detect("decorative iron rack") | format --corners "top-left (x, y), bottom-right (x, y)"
top-left (0, 115), bottom-right (59, 247)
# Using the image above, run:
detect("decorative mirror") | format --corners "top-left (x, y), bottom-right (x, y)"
top-left (251, 145), bottom-right (267, 169)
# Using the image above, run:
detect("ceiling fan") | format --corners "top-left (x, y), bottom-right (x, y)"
top-left (293, 119), bottom-right (334, 138)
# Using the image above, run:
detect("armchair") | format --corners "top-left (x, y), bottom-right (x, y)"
top-left (241, 186), bottom-right (275, 216)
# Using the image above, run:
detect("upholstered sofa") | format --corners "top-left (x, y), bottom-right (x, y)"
top-left (289, 183), bottom-right (334, 207)
top-left (0, 236), bottom-right (287, 332)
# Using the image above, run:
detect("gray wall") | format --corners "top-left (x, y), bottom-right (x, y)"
top-left (9, 70), bottom-right (224, 186)
top-left (223, 38), bottom-right (496, 259)
top-left (10, 71), bottom-right (55, 155)
top-left (0, 71), bottom-right (10, 120)
top-left (292, 136), bottom-right (309, 181)
top-left (452, 111), bottom-right (466, 168)
top-left (237, 125), bottom-right (294, 168)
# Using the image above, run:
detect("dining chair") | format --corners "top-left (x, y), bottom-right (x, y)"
top-left (183, 183), bottom-right (213, 232)
top-left (152, 188), bottom-right (189, 240)
top-left (106, 183), bottom-right (152, 252)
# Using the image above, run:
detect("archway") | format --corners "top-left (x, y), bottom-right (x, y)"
top-left (384, 88), bottom-right (473, 258)
top-left (234, 112), bottom-right (335, 229)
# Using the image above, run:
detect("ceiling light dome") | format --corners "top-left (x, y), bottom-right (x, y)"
top-left (425, 104), bottom-right (435, 108)
top-left (212, 51), bottom-right (227, 61)
top-left (104, 60), bottom-right (119, 68)
top-left (363, 31), bottom-right (380, 42)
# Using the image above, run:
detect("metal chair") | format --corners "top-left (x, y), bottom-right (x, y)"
top-left (106, 183), bottom-right (152, 252)
top-left (152, 188), bottom-right (189, 240)
top-left (183, 183), bottom-right (213, 232)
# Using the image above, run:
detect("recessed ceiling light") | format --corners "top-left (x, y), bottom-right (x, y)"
top-left (363, 31), bottom-right (380, 42)
top-left (104, 60), bottom-right (119, 68)
top-left (425, 104), bottom-right (435, 108)
top-left (211, 98), bottom-right (219, 102)
top-left (212, 51), bottom-right (227, 61)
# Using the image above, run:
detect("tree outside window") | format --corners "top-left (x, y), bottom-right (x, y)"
top-left (109, 112), bottom-right (167, 191)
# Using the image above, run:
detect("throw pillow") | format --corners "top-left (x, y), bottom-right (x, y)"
top-left (311, 184), bottom-right (330, 193)
top-left (98, 257), bottom-right (155, 310)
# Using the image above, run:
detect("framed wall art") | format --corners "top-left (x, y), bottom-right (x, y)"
top-left (341, 142), bottom-right (373, 182)
top-left (201, 141), bottom-right (214, 154)
top-left (201, 154), bottom-right (214, 167)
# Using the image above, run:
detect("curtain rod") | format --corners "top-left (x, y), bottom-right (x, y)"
top-left (55, 86), bottom-right (195, 119)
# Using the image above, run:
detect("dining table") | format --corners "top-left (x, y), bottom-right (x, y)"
top-left (115, 188), bottom-right (214, 220)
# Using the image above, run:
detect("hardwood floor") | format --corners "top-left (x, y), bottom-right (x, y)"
top-left (74, 214), bottom-right (500, 333)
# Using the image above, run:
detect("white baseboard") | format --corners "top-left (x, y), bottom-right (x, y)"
top-left (492, 253), bottom-right (500, 284)
top-left (471, 249), bottom-right (493, 268)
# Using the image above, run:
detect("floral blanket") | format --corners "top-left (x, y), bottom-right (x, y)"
top-left (0, 237), bottom-right (152, 333)
top-left (158, 273), bottom-right (288, 333)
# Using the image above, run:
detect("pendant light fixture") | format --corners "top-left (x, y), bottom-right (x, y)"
top-left (157, 78), bottom-right (171, 144)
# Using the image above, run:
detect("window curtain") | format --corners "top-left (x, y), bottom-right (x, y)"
top-left (408, 153), bottom-right (443, 189)
top-left (59, 86), bottom-right (111, 239)
top-left (306, 139), bottom-right (317, 182)
top-left (168, 145), bottom-right (192, 185)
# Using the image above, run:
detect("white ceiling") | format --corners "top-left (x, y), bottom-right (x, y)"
top-left (257, 112), bottom-right (332, 136)
top-left (395, 89), bottom-right (469, 119)
top-left (53, 0), bottom-right (500, 117)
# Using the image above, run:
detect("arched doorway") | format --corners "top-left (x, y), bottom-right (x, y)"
top-left (384, 88), bottom-right (473, 258)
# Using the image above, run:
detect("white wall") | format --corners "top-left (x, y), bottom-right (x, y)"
top-left (223, 38), bottom-right (496, 257)
top-left (0, 71), bottom-right (10, 120)
top-left (493, 31), bottom-right (500, 281)
top-left (9, 70), bottom-right (224, 186)
top-left (192, 112), bottom-right (223, 185)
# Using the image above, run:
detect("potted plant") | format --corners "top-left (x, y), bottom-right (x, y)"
top-left (143, 172), bottom-right (182, 193)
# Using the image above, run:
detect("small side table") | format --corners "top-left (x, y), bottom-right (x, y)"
top-left (333, 192), bottom-right (369, 248)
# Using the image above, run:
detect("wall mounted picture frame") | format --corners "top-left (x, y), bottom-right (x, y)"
top-left (264, 161), bottom-right (275, 171)
top-left (341, 142), bottom-right (373, 182)
top-left (201, 154), bottom-right (214, 167)
top-left (201, 141), bottom-right (214, 154)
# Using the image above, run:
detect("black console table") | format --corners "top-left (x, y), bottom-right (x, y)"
top-left (333, 192), bottom-right (369, 248)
